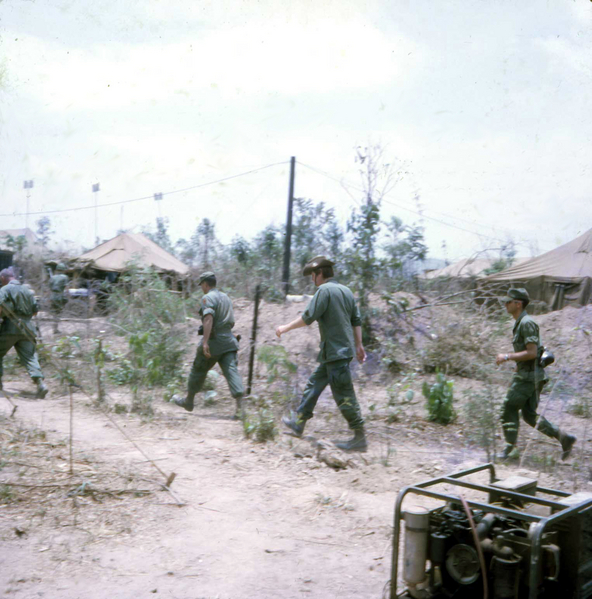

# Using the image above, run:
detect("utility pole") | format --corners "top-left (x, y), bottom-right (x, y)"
top-left (154, 192), bottom-right (163, 220)
top-left (281, 156), bottom-right (296, 298)
top-left (23, 180), bottom-right (34, 230)
top-left (92, 183), bottom-right (100, 245)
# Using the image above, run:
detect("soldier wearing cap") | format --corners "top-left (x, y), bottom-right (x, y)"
top-left (173, 271), bottom-right (244, 418)
top-left (276, 256), bottom-right (368, 451)
top-left (496, 287), bottom-right (576, 460)
top-left (0, 268), bottom-right (48, 398)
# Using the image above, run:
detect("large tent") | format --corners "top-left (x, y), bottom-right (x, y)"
top-left (484, 228), bottom-right (592, 309)
top-left (75, 233), bottom-right (189, 276)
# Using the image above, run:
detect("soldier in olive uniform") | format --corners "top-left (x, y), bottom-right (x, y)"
top-left (173, 272), bottom-right (244, 417)
top-left (0, 268), bottom-right (48, 398)
top-left (276, 256), bottom-right (368, 452)
top-left (496, 288), bottom-right (576, 460)
top-left (49, 263), bottom-right (69, 333)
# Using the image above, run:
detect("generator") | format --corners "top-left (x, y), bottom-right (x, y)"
top-left (389, 464), bottom-right (592, 599)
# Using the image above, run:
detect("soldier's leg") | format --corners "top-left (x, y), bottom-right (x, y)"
top-left (500, 378), bottom-right (529, 448)
top-left (522, 384), bottom-right (560, 440)
top-left (0, 334), bottom-right (19, 384)
top-left (327, 359), bottom-right (364, 430)
top-left (13, 338), bottom-right (48, 398)
top-left (218, 351), bottom-right (245, 418)
top-left (282, 363), bottom-right (329, 436)
top-left (186, 347), bottom-right (217, 404)
top-left (296, 363), bottom-right (329, 422)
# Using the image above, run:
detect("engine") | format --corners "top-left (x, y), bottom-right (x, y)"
top-left (389, 464), bottom-right (592, 599)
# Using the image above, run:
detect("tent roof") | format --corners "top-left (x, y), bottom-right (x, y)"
top-left (421, 257), bottom-right (529, 280)
top-left (485, 228), bottom-right (592, 282)
top-left (76, 233), bottom-right (189, 275)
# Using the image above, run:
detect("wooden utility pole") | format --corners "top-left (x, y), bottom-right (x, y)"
top-left (246, 284), bottom-right (262, 396)
top-left (281, 157), bottom-right (296, 297)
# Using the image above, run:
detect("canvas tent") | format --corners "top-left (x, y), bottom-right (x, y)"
top-left (422, 258), bottom-right (504, 280)
top-left (75, 233), bottom-right (189, 276)
top-left (484, 228), bottom-right (592, 310)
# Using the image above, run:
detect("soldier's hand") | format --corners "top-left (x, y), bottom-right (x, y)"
top-left (203, 342), bottom-right (211, 359)
top-left (356, 344), bottom-right (366, 364)
top-left (276, 325), bottom-right (286, 338)
top-left (496, 353), bottom-right (507, 365)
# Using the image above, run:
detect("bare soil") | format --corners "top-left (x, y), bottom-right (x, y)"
top-left (1, 298), bottom-right (591, 599)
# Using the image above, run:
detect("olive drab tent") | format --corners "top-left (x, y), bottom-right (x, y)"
top-left (484, 228), bottom-right (592, 310)
top-left (75, 232), bottom-right (189, 275)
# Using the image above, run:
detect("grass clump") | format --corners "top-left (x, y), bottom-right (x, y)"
top-left (423, 372), bottom-right (456, 425)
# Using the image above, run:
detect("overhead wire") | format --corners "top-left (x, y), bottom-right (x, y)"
top-left (0, 161), bottom-right (289, 218)
top-left (298, 160), bottom-right (514, 243)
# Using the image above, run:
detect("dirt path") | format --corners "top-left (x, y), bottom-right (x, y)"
top-left (1, 388), bottom-right (405, 599)
top-left (1, 298), bottom-right (589, 599)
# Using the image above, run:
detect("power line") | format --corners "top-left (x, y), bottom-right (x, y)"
top-left (0, 161), bottom-right (289, 218)
top-left (298, 160), bottom-right (513, 243)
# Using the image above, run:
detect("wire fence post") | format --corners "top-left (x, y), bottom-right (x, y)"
top-left (247, 284), bottom-right (261, 396)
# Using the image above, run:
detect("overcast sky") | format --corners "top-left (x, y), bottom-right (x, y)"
top-left (1, 0), bottom-right (591, 261)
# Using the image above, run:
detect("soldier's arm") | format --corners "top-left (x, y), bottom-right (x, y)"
top-left (202, 314), bottom-right (214, 358)
top-left (353, 325), bottom-right (366, 363)
top-left (276, 317), bottom-right (307, 338)
top-left (496, 343), bottom-right (537, 365)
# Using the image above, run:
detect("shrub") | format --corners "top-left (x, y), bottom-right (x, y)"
top-left (422, 372), bottom-right (456, 424)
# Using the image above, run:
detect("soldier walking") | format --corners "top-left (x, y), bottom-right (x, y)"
top-left (0, 268), bottom-right (48, 398)
top-left (173, 271), bottom-right (244, 418)
top-left (496, 288), bottom-right (576, 460)
top-left (276, 256), bottom-right (368, 452)
top-left (49, 263), bottom-right (69, 334)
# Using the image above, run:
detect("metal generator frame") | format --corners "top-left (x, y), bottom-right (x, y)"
top-left (389, 463), bottom-right (592, 599)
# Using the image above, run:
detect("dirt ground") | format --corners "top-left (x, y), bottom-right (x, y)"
top-left (1, 297), bottom-right (591, 599)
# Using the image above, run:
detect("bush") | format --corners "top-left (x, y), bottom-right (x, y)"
top-left (422, 372), bottom-right (456, 424)
top-left (463, 386), bottom-right (501, 460)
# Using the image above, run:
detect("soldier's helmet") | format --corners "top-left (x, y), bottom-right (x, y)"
top-left (56, 263), bottom-right (67, 272)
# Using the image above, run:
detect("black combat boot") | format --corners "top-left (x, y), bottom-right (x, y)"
top-left (559, 432), bottom-right (576, 461)
top-left (335, 428), bottom-right (367, 452)
top-left (496, 444), bottom-right (518, 461)
top-left (171, 394), bottom-right (194, 412)
top-left (34, 378), bottom-right (48, 399)
top-left (282, 413), bottom-right (305, 437)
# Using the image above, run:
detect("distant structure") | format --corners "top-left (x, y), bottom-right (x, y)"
top-left (74, 232), bottom-right (189, 276)
top-left (485, 228), bottom-right (592, 310)
top-left (0, 228), bottom-right (44, 257)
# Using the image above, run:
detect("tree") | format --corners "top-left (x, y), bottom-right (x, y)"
top-left (142, 218), bottom-right (173, 254)
top-left (383, 216), bottom-right (427, 285)
top-left (36, 216), bottom-right (53, 248)
top-left (346, 144), bottom-right (401, 343)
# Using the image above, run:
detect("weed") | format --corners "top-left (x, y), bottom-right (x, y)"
top-left (0, 484), bottom-right (16, 504)
top-left (203, 391), bottom-right (218, 406)
top-left (257, 345), bottom-right (297, 383)
top-left (423, 372), bottom-right (456, 424)
top-left (567, 396), bottom-right (591, 419)
top-left (463, 385), bottom-right (500, 460)
top-left (113, 403), bottom-right (128, 414)
top-left (243, 400), bottom-right (277, 442)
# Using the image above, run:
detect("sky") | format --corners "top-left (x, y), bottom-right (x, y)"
top-left (1, 0), bottom-right (591, 261)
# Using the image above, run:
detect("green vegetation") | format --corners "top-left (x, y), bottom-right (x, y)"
top-left (423, 372), bottom-right (456, 424)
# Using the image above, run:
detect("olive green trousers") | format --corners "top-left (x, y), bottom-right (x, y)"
top-left (0, 334), bottom-right (44, 380)
top-left (296, 359), bottom-right (364, 430)
top-left (501, 376), bottom-right (559, 446)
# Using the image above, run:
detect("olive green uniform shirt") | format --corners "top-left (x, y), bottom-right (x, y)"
top-left (511, 311), bottom-right (546, 384)
top-left (199, 288), bottom-right (239, 356)
top-left (49, 274), bottom-right (69, 295)
top-left (301, 279), bottom-right (362, 363)
top-left (0, 281), bottom-right (38, 337)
